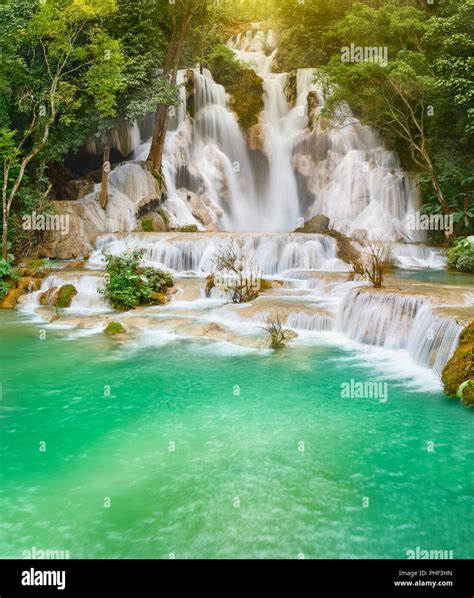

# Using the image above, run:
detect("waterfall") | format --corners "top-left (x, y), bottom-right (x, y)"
top-left (336, 287), bottom-right (462, 372)
top-left (88, 232), bottom-right (347, 275)
top-left (18, 274), bottom-right (109, 314)
top-left (407, 306), bottom-right (463, 374)
top-left (228, 30), bottom-right (423, 241)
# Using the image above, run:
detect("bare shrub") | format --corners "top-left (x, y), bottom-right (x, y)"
top-left (348, 240), bottom-right (390, 288)
top-left (211, 239), bottom-right (260, 303)
top-left (262, 311), bottom-right (290, 349)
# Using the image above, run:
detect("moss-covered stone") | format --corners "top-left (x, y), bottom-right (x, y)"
top-left (0, 287), bottom-right (25, 309)
top-left (179, 224), bottom-right (198, 233)
top-left (442, 321), bottom-right (474, 406)
top-left (104, 321), bottom-right (126, 335)
top-left (55, 284), bottom-right (78, 308)
top-left (228, 69), bottom-right (264, 131)
top-left (150, 291), bottom-right (168, 305)
top-left (141, 217), bottom-right (154, 232)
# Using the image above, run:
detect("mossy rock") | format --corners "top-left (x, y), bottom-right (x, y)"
top-left (55, 284), bottom-right (78, 308)
top-left (0, 287), bottom-right (25, 309)
top-left (150, 292), bottom-right (168, 305)
top-left (16, 277), bottom-right (41, 292)
top-left (442, 322), bottom-right (474, 403)
top-left (228, 69), bottom-right (264, 131)
top-left (178, 224), bottom-right (198, 233)
top-left (141, 217), bottom-right (155, 232)
top-left (104, 321), bottom-right (126, 335)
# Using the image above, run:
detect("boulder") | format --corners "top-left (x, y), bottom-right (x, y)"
top-left (56, 284), bottom-right (78, 308)
top-left (39, 284), bottom-right (77, 308)
top-left (295, 215), bottom-right (330, 234)
top-left (104, 321), bottom-right (126, 335)
top-left (39, 287), bottom-right (59, 306)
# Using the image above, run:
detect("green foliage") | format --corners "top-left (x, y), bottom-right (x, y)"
top-left (419, 168), bottom-right (474, 236)
top-left (206, 44), bottom-right (263, 130)
top-left (317, 0), bottom-right (473, 217)
top-left (207, 45), bottom-right (243, 88)
top-left (0, 256), bottom-right (19, 298)
top-left (100, 249), bottom-right (173, 311)
top-left (141, 218), bottom-right (154, 232)
top-left (447, 237), bottom-right (474, 273)
top-left (228, 69), bottom-right (264, 131)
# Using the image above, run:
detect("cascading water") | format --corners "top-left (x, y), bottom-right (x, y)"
top-left (88, 232), bottom-right (346, 275)
top-left (228, 30), bottom-right (423, 240)
top-left (336, 287), bottom-right (463, 373)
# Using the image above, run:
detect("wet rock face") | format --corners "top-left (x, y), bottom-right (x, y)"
top-left (246, 123), bottom-right (267, 154)
top-left (307, 91), bottom-right (319, 129)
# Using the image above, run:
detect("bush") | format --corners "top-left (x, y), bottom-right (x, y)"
top-left (263, 312), bottom-right (290, 349)
top-left (448, 237), bottom-right (474, 273)
top-left (0, 257), bottom-right (19, 298)
top-left (100, 250), bottom-right (174, 311)
top-left (206, 44), bottom-right (243, 88)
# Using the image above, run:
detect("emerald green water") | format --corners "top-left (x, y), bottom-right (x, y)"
top-left (1, 312), bottom-right (473, 559)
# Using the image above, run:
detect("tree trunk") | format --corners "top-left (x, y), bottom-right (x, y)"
top-left (99, 133), bottom-right (111, 210)
top-left (2, 200), bottom-right (8, 260)
top-left (147, 10), bottom-right (190, 171)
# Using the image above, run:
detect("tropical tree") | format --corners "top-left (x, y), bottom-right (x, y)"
top-left (0, 0), bottom-right (123, 258)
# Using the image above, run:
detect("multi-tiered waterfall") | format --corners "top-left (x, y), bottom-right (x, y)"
top-left (120, 28), bottom-right (423, 240)
top-left (24, 28), bottom-right (472, 385)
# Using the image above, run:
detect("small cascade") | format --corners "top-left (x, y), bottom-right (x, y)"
top-left (286, 311), bottom-right (333, 332)
top-left (407, 306), bottom-right (463, 374)
top-left (390, 243), bottom-right (447, 270)
top-left (88, 232), bottom-right (347, 275)
top-left (336, 287), bottom-right (463, 372)
top-left (19, 274), bottom-right (109, 314)
top-left (336, 288), bottom-right (425, 349)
